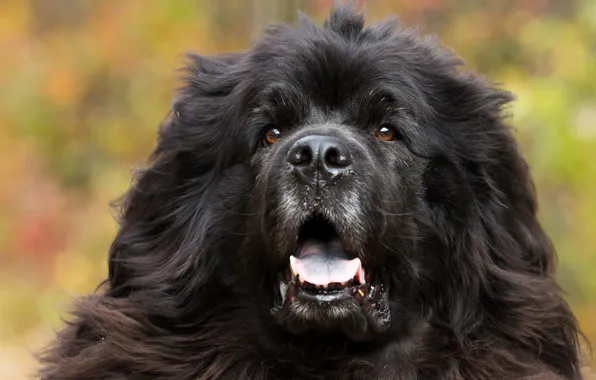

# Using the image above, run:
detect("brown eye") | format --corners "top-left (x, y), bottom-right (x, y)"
top-left (375, 124), bottom-right (398, 141)
top-left (264, 128), bottom-right (282, 145)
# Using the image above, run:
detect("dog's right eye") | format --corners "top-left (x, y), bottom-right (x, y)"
top-left (375, 124), bottom-right (400, 141)
top-left (375, 124), bottom-right (398, 141)
top-left (264, 128), bottom-right (282, 146)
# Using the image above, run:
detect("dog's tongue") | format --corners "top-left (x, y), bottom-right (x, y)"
top-left (290, 239), bottom-right (361, 285)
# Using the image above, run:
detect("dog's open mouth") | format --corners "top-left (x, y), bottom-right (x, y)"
top-left (272, 215), bottom-right (391, 339)
top-left (290, 216), bottom-right (365, 295)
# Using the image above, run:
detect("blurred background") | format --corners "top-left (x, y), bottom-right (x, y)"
top-left (0, 0), bottom-right (594, 378)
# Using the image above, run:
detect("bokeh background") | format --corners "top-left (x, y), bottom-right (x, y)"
top-left (0, 0), bottom-right (594, 378)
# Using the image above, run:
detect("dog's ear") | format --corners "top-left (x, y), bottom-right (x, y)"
top-left (424, 64), bottom-right (581, 377)
top-left (420, 60), bottom-right (555, 275)
top-left (107, 53), bottom-right (246, 298)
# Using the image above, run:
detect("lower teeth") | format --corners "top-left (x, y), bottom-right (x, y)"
top-left (279, 282), bottom-right (288, 303)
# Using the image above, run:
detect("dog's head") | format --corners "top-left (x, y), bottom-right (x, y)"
top-left (244, 21), bottom-right (429, 338)
top-left (105, 6), bottom-right (579, 375)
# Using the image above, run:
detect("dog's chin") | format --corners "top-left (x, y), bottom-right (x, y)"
top-left (270, 215), bottom-right (391, 341)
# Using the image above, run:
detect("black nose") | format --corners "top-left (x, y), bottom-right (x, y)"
top-left (286, 135), bottom-right (352, 183)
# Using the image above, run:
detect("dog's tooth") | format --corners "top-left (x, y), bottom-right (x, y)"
top-left (289, 256), bottom-right (298, 277)
top-left (296, 275), bottom-right (303, 284)
top-left (279, 282), bottom-right (288, 303)
top-left (358, 266), bottom-right (366, 285)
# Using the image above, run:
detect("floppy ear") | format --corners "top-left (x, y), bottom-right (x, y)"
top-left (424, 64), bottom-right (581, 377)
top-left (107, 53), bottom-right (247, 299)
top-left (421, 62), bottom-right (553, 275)
top-left (38, 53), bottom-right (255, 379)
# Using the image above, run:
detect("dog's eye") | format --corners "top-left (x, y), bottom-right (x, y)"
top-left (375, 124), bottom-right (399, 141)
top-left (264, 128), bottom-right (282, 145)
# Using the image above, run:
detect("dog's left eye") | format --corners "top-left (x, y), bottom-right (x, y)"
top-left (264, 128), bottom-right (282, 146)
top-left (375, 124), bottom-right (400, 141)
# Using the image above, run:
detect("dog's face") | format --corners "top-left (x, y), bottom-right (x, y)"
top-left (232, 14), bottom-right (478, 341)
top-left (244, 47), bottom-right (426, 340)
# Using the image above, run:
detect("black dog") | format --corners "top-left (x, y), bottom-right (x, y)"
top-left (39, 5), bottom-right (583, 380)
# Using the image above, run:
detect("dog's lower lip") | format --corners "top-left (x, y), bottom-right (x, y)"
top-left (297, 288), bottom-right (353, 302)
top-left (272, 271), bottom-right (391, 337)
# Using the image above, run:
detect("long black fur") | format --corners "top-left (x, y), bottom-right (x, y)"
top-left (38, 5), bottom-right (583, 380)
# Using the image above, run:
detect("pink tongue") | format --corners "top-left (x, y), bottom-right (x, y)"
top-left (290, 241), bottom-right (360, 285)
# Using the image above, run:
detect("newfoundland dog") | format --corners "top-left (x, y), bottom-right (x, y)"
top-left (39, 5), bottom-right (583, 380)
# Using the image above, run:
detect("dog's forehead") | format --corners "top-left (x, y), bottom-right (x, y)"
top-left (245, 32), bottom-right (424, 119)
top-left (270, 44), bottom-right (380, 96)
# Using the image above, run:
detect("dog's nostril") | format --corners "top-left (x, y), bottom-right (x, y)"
top-left (288, 146), bottom-right (313, 166)
top-left (324, 146), bottom-right (351, 168)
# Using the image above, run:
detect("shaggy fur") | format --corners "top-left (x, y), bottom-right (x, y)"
top-left (39, 5), bottom-right (583, 380)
